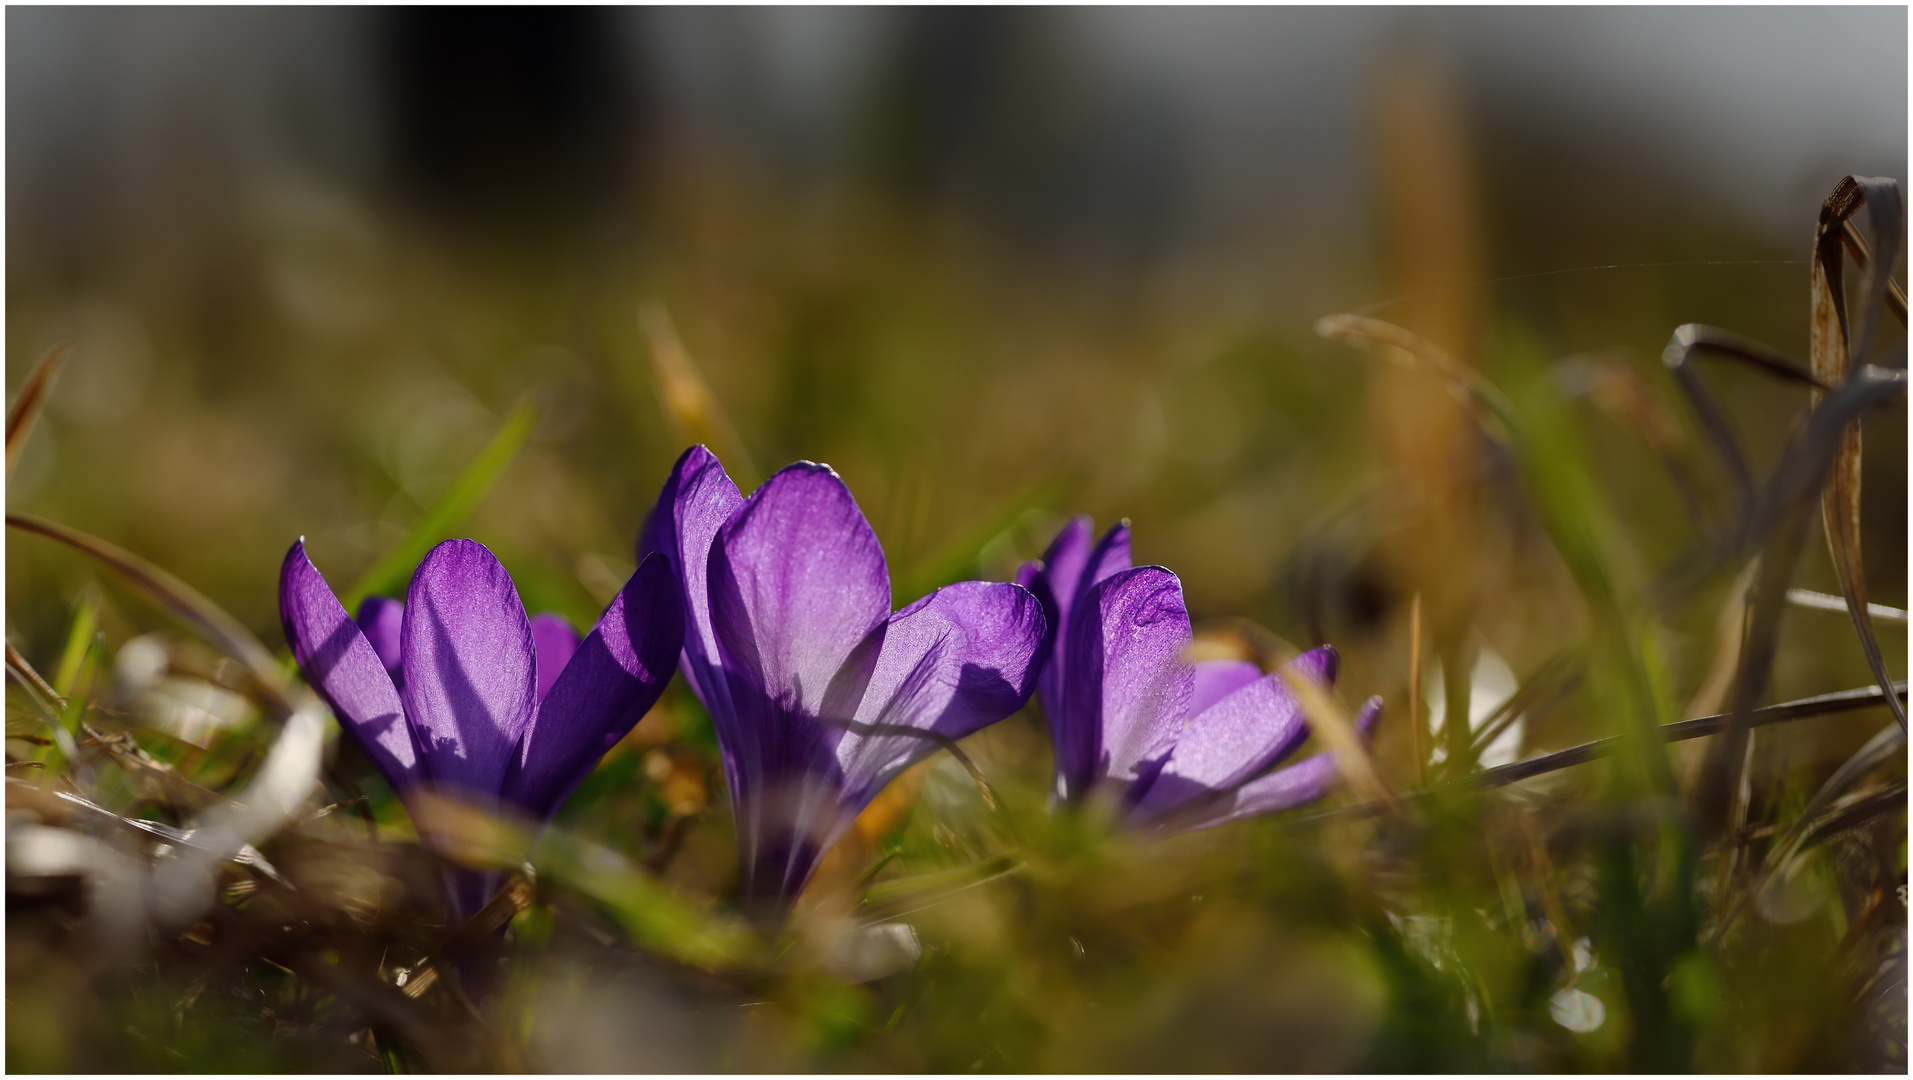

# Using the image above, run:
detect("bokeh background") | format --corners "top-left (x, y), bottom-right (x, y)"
top-left (6, 7), bottom-right (1908, 1072)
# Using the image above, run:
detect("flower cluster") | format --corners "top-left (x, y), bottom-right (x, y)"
top-left (281, 447), bottom-right (1380, 926)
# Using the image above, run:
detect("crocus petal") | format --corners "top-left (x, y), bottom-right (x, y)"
top-left (1060, 565), bottom-right (1193, 799)
top-left (1013, 560), bottom-right (1041, 591)
top-left (530, 613), bottom-right (582, 702)
top-left (748, 581), bottom-right (1044, 908)
top-left (400, 539), bottom-right (538, 804)
top-left (355, 596), bottom-right (405, 690)
top-left (281, 541), bottom-right (420, 791)
top-left (1080, 521), bottom-right (1134, 601)
top-left (1129, 672), bottom-right (1309, 817)
top-left (1188, 658), bottom-right (1263, 717)
top-left (1136, 646), bottom-right (1347, 818)
top-left (1173, 695), bottom-right (1383, 832)
top-left (1286, 644), bottom-right (1339, 690)
top-left (707, 461), bottom-right (891, 735)
top-left (503, 554), bottom-right (685, 821)
top-left (643, 445), bottom-right (744, 719)
top-left (706, 461), bottom-right (893, 911)
top-left (1029, 518), bottom-right (1132, 725)
top-left (836, 581), bottom-right (1046, 812)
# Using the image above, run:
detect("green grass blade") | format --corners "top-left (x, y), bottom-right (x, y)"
top-left (341, 395), bottom-right (539, 609)
top-left (51, 587), bottom-right (101, 699)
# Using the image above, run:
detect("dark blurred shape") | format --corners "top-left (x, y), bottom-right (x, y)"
top-left (857, 8), bottom-right (1183, 265)
top-left (862, 8), bottom-right (1034, 202)
top-left (381, 7), bottom-right (639, 228)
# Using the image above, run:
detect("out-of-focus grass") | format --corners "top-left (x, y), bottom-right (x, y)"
top-left (6, 61), bottom-right (1907, 1074)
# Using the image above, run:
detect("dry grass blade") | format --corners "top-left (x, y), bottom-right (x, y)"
top-left (5, 343), bottom-right (68, 482)
top-left (1488, 683), bottom-right (1906, 790)
top-left (1796, 781), bottom-right (1905, 851)
top-left (1714, 721), bottom-right (1907, 940)
top-left (1761, 722), bottom-right (1903, 872)
top-left (1314, 313), bottom-right (1513, 440)
top-left (1838, 219), bottom-right (1909, 324)
top-left (1408, 592), bottom-right (1425, 787)
top-left (1809, 176), bottom-right (1907, 734)
top-left (1685, 562), bottom-right (1758, 722)
top-left (1305, 683), bottom-right (1907, 827)
top-left (640, 301), bottom-right (758, 489)
top-left (151, 702), bottom-right (327, 927)
top-left (1279, 666), bottom-right (1393, 809)
top-left (1786, 588), bottom-right (1908, 624)
top-left (1660, 324), bottom-right (1826, 509)
top-left (6, 645), bottom-right (82, 770)
top-left (1699, 519), bottom-right (1799, 831)
top-left (1664, 365), bottom-right (1906, 814)
top-left (402, 873), bottom-right (536, 1000)
top-left (1562, 355), bottom-right (1711, 528)
top-left (6, 513), bottom-right (292, 711)
top-left (7, 640), bottom-right (68, 713)
top-left (1467, 651), bottom-right (1579, 761)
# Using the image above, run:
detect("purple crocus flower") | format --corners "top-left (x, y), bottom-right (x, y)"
top-left (1019, 517), bottom-right (1381, 830)
top-left (280, 537), bottom-right (683, 922)
top-left (642, 446), bottom-right (1046, 923)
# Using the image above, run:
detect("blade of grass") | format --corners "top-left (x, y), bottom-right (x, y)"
top-left (6, 640), bottom-right (65, 711)
top-left (857, 854), bottom-right (1024, 924)
top-left (1659, 324), bottom-right (1827, 512)
top-left (1467, 651), bottom-right (1580, 760)
top-left (50, 587), bottom-right (101, 699)
top-left (1810, 177), bottom-right (1907, 740)
top-left (1300, 683), bottom-right (1907, 826)
top-left (1714, 721), bottom-right (1906, 940)
top-left (1314, 312), bottom-right (1516, 440)
top-left (341, 394), bottom-right (539, 610)
top-left (1280, 664), bottom-right (1394, 809)
top-left (5, 343), bottom-right (68, 482)
top-left (1786, 588), bottom-right (1908, 624)
top-left (1838, 218), bottom-right (1908, 324)
top-left (7, 513), bottom-right (292, 710)
top-left (407, 789), bottom-right (759, 971)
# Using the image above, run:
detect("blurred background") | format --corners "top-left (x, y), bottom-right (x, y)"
top-left (6, 7), bottom-right (1907, 1071)
top-left (9, 7), bottom-right (1905, 638)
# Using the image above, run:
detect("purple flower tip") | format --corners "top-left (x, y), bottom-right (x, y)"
top-left (650, 445), bottom-right (1047, 923)
top-left (1022, 518), bottom-right (1381, 832)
